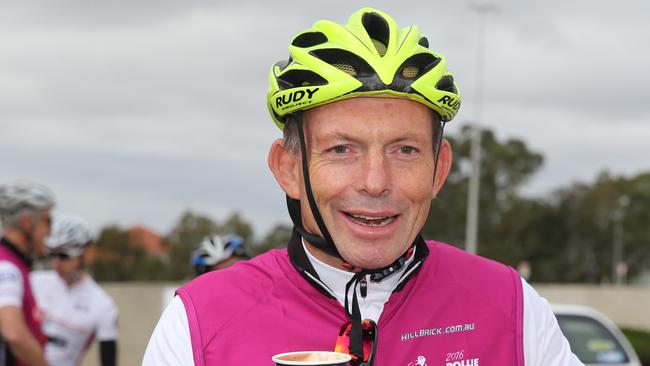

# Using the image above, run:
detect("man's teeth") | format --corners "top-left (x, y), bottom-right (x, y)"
top-left (348, 214), bottom-right (396, 227)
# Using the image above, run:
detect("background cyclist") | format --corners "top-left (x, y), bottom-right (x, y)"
top-left (0, 181), bottom-right (54, 366)
top-left (191, 234), bottom-right (249, 276)
top-left (31, 215), bottom-right (118, 366)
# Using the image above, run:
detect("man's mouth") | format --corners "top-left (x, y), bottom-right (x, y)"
top-left (345, 213), bottom-right (398, 227)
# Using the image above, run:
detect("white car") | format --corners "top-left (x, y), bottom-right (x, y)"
top-left (553, 304), bottom-right (641, 366)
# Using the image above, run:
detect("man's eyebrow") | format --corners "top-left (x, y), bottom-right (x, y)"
top-left (316, 130), bottom-right (362, 143)
top-left (316, 130), bottom-right (430, 144)
top-left (391, 132), bottom-right (429, 142)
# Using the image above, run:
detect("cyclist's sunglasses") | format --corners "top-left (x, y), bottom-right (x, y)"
top-left (334, 319), bottom-right (377, 366)
top-left (48, 252), bottom-right (72, 260)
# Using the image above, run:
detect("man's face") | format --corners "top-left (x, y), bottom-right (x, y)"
top-left (293, 97), bottom-right (448, 269)
top-left (50, 252), bottom-right (82, 282)
top-left (31, 208), bottom-right (52, 255)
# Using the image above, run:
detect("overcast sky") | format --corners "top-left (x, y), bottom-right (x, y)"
top-left (2, 0), bottom-right (649, 238)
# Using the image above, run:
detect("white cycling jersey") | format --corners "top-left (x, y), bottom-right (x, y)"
top-left (30, 271), bottom-right (118, 366)
top-left (0, 261), bottom-right (23, 308)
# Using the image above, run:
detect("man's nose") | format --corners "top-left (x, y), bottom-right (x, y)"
top-left (361, 150), bottom-right (390, 197)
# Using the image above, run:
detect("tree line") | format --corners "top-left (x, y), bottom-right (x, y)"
top-left (88, 126), bottom-right (650, 284)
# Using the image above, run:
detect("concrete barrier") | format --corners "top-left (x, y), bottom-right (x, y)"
top-left (76, 283), bottom-right (649, 366)
top-left (80, 282), bottom-right (181, 366)
top-left (534, 284), bottom-right (650, 331)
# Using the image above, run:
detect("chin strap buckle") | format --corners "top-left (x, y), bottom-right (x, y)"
top-left (359, 277), bottom-right (368, 298)
top-left (369, 246), bottom-right (414, 282)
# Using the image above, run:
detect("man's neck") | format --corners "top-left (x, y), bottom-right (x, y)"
top-left (2, 229), bottom-right (28, 255)
top-left (303, 241), bottom-right (348, 271)
top-left (64, 271), bottom-right (85, 287)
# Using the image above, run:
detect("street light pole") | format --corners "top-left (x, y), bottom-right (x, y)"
top-left (465, 3), bottom-right (496, 254)
top-left (612, 195), bottom-right (630, 285)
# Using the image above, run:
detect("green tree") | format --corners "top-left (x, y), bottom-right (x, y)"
top-left (255, 224), bottom-right (292, 255)
top-left (90, 225), bottom-right (167, 281)
top-left (221, 212), bottom-right (254, 245)
top-left (163, 210), bottom-right (258, 280)
top-left (423, 125), bottom-right (545, 260)
top-left (90, 226), bottom-right (133, 281)
top-left (545, 172), bottom-right (650, 283)
top-left (165, 211), bottom-right (220, 280)
top-left (424, 127), bottom-right (649, 283)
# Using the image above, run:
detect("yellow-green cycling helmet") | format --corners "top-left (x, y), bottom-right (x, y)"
top-left (267, 7), bottom-right (461, 130)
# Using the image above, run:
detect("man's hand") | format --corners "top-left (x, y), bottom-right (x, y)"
top-left (0, 305), bottom-right (48, 366)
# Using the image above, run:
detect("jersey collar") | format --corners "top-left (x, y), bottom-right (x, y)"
top-left (287, 228), bottom-right (429, 299)
top-left (0, 237), bottom-right (33, 268)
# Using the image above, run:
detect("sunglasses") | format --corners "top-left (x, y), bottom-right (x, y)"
top-left (48, 252), bottom-right (72, 260)
top-left (334, 319), bottom-right (377, 366)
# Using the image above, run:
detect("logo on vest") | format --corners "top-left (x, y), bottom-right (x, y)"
top-left (446, 360), bottom-right (479, 366)
top-left (0, 272), bottom-right (19, 281)
top-left (401, 322), bottom-right (475, 342)
top-left (407, 355), bottom-right (428, 366)
top-left (74, 302), bottom-right (90, 313)
top-left (445, 349), bottom-right (479, 366)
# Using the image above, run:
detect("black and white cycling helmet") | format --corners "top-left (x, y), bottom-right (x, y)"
top-left (45, 215), bottom-right (93, 257)
top-left (192, 234), bottom-right (247, 275)
top-left (0, 181), bottom-right (55, 220)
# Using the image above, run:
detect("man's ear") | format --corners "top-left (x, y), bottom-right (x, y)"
top-left (432, 138), bottom-right (453, 198)
top-left (268, 139), bottom-right (301, 199)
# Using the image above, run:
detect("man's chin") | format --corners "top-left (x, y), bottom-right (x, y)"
top-left (341, 249), bottom-right (400, 270)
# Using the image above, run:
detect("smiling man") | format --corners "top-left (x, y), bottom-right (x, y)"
top-left (143, 8), bottom-right (582, 366)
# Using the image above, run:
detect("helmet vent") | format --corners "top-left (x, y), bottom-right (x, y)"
top-left (362, 12), bottom-right (390, 57)
top-left (397, 53), bottom-right (440, 80)
top-left (402, 66), bottom-right (419, 78)
top-left (418, 37), bottom-right (429, 48)
top-left (274, 59), bottom-right (291, 72)
top-left (436, 75), bottom-right (457, 93)
top-left (277, 69), bottom-right (328, 90)
top-left (292, 32), bottom-right (328, 48)
top-left (371, 39), bottom-right (387, 57)
top-left (332, 63), bottom-right (357, 76)
top-left (311, 48), bottom-right (375, 77)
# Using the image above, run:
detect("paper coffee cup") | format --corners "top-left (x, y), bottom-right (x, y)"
top-left (272, 351), bottom-right (352, 365)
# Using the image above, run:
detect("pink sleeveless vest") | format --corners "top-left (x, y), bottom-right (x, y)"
top-left (0, 240), bottom-right (46, 366)
top-left (177, 241), bottom-right (524, 365)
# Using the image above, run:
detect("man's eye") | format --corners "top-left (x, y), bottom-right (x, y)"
top-left (331, 146), bottom-right (348, 154)
top-left (399, 146), bottom-right (417, 154)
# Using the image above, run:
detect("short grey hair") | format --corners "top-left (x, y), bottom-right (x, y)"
top-left (282, 115), bottom-right (301, 154)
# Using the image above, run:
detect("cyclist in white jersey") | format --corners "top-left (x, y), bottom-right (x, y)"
top-left (30, 215), bottom-right (118, 366)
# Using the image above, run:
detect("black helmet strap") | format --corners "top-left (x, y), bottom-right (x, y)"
top-left (287, 112), bottom-right (342, 259)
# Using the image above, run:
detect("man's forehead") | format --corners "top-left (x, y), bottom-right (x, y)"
top-left (305, 97), bottom-right (433, 118)
top-left (303, 97), bottom-right (435, 136)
